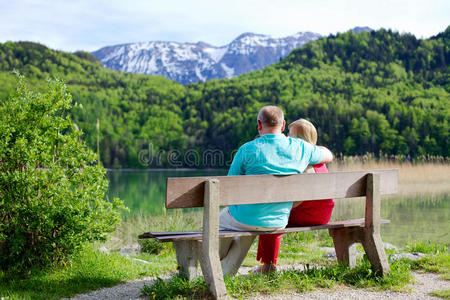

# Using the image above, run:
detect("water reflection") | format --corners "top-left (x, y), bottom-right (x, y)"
top-left (107, 169), bottom-right (227, 218)
top-left (332, 195), bottom-right (449, 246)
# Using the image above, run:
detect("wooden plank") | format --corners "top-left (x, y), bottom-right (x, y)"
top-left (138, 231), bottom-right (201, 238)
top-left (365, 173), bottom-right (381, 233)
top-left (363, 173), bottom-right (390, 275)
top-left (199, 179), bottom-right (226, 298)
top-left (154, 218), bottom-right (390, 242)
top-left (166, 169), bottom-right (398, 209)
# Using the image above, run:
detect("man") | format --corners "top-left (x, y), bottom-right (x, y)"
top-left (219, 105), bottom-right (333, 275)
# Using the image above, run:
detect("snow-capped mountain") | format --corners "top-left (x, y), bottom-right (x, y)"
top-left (92, 32), bottom-right (322, 84)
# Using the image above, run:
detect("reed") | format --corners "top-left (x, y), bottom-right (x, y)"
top-left (330, 158), bottom-right (450, 197)
top-left (103, 210), bottom-right (203, 251)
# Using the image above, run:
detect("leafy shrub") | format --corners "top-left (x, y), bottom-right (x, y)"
top-left (138, 239), bottom-right (166, 255)
top-left (141, 276), bottom-right (208, 300)
top-left (0, 74), bottom-right (124, 276)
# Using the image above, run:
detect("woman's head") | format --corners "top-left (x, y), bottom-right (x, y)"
top-left (288, 118), bottom-right (317, 145)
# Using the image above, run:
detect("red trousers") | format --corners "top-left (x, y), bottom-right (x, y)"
top-left (256, 163), bottom-right (334, 265)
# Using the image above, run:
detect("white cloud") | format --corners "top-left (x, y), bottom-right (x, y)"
top-left (0, 0), bottom-right (448, 51)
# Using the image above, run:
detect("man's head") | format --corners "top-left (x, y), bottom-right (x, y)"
top-left (257, 106), bottom-right (286, 135)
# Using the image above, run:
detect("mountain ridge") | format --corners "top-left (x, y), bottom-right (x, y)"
top-left (92, 31), bottom-right (323, 84)
top-left (92, 27), bottom-right (376, 85)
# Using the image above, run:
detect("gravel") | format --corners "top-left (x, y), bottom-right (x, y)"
top-left (68, 267), bottom-right (449, 300)
top-left (247, 272), bottom-right (449, 299)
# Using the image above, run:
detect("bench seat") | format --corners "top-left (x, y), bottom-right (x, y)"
top-left (139, 218), bottom-right (390, 242)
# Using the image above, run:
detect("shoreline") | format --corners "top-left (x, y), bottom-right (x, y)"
top-left (106, 167), bottom-right (228, 172)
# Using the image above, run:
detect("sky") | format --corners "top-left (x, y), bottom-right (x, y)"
top-left (1, 0), bottom-right (449, 52)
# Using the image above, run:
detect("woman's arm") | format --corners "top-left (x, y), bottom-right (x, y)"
top-left (318, 146), bottom-right (333, 164)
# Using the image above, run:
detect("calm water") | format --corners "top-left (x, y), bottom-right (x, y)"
top-left (107, 170), bottom-right (449, 247)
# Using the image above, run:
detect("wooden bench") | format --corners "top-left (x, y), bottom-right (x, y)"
top-left (139, 169), bottom-right (398, 299)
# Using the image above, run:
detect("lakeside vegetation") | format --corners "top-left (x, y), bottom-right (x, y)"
top-left (0, 27), bottom-right (448, 167)
top-left (0, 157), bottom-right (448, 298)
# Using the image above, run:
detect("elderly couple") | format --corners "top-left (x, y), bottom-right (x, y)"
top-left (219, 105), bottom-right (334, 275)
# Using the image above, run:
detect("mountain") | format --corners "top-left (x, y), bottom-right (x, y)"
top-left (352, 26), bottom-right (373, 34)
top-left (92, 32), bottom-right (321, 84)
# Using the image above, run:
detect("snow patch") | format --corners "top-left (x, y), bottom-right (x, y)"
top-left (204, 47), bottom-right (227, 63)
top-left (195, 66), bottom-right (206, 82)
top-left (221, 63), bottom-right (235, 78)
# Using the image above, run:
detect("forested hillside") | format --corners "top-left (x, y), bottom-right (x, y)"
top-left (186, 28), bottom-right (449, 161)
top-left (0, 42), bottom-right (187, 167)
top-left (0, 27), bottom-right (448, 168)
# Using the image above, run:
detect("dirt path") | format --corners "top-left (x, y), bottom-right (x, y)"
top-left (68, 266), bottom-right (449, 300)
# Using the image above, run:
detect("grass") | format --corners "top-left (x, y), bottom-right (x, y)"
top-left (402, 240), bottom-right (450, 280)
top-left (228, 258), bottom-right (412, 298)
top-left (241, 230), bottom-right (335, 268)
top-left (409, 255), bottom-right (450, 279)
top-left (3, 229), bottom-right (449, 300)
top-left (138, 230), bottom-right (450, 299)
top-left (141, 244), bottom-right (450, 300)
top-left (141, 258), bottom-right (413, 299)
top-left (141, 276), bottom-right (211, 300)
top-left (0, 244), bottom-right (177, 300)
top-left (103, 210), bottom-right (203, 251)
top-left (404, 239), bottom-right (449, 255)
top-left (430, 289), bottom-right (450, 299)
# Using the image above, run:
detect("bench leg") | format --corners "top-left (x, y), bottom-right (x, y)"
top-left (173, 240), bottom-right (200, 280)
top-left (198, 240), bottom-right (227, 299)
top-left (361, 232), bottom-right (390, 275)
top-left (329, 226), bottom-right (390, 275)
top-left (328, 227), bottom-right (357, 268)
top-left (362, 173), bottom-right (390, 275)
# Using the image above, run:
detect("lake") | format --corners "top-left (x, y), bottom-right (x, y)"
top-left (107, 169), bottom-right (449, 247)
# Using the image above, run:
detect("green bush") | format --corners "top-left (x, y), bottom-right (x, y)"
top-left (0, 74), bottom-right (125, 276)
top-left (138, 239), bottom-right (166, 255)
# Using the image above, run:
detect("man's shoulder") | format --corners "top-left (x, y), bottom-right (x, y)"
top-left (284, 136), bottom-right (305, 148)
top-left (237, 135), bottom-right (305, 151)
top-left (287, 136), bottom-right (303, 143)
top-left (238, 137), bottom-right (260, 149)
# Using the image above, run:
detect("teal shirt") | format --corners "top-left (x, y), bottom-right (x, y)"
top-left (228, 134), bottom-right (324, 227)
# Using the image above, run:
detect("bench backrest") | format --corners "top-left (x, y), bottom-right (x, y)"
top-left (166, 169), bottom-right (398, 209)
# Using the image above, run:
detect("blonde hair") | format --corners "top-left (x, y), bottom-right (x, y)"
top-left (257, 105), bottom-right (284, 127)
top-left (288, 118), bottom-right (317, 145)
